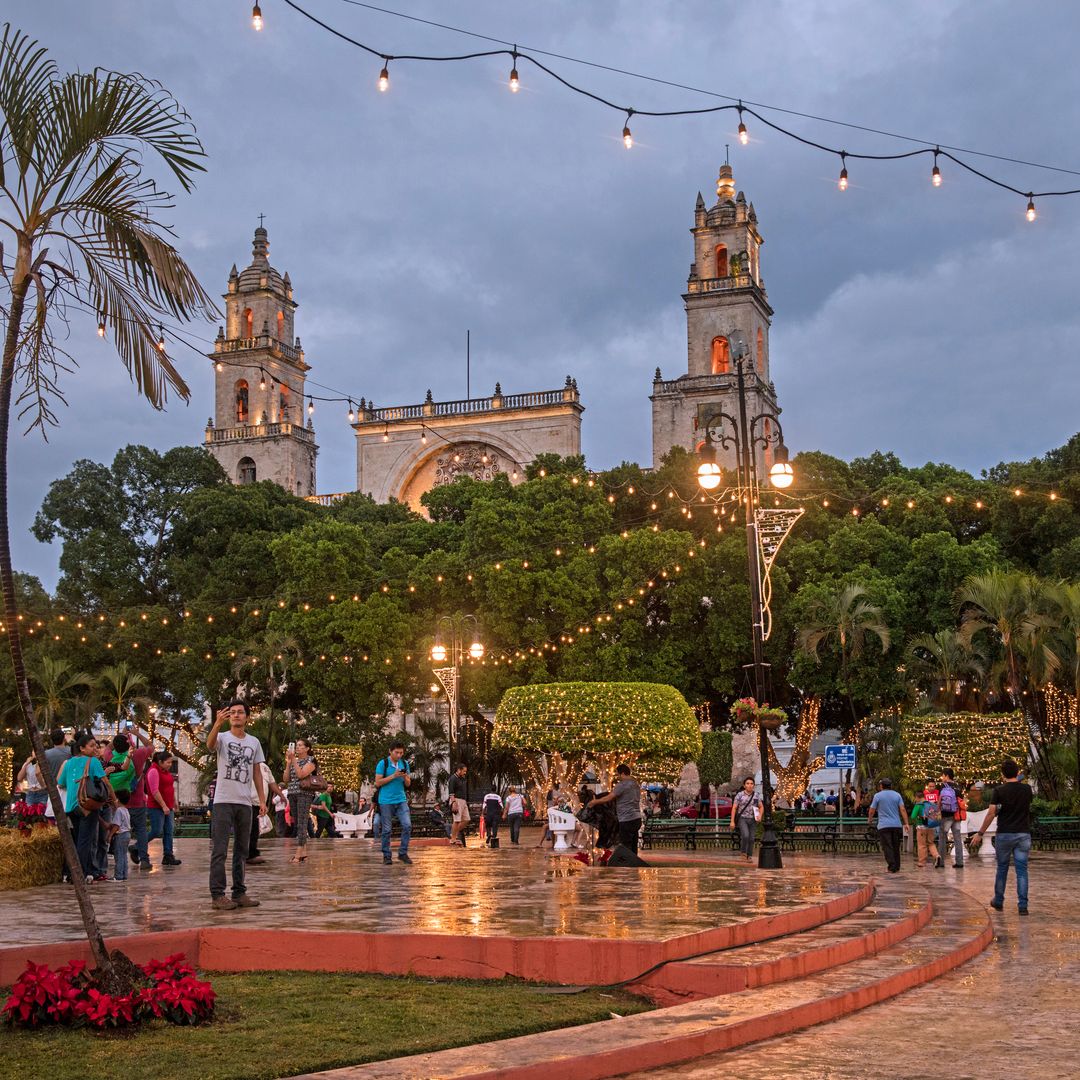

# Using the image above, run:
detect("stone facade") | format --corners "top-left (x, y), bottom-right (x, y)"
top-left (205, 227), bottom-right (318, 496)
top-left (352, 382), bottom-right (583, 511)
top-left (651, 164), bottom-right (781, 475)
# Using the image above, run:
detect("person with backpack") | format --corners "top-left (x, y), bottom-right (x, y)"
top-left (56, 732), bottom-right (111, 882)
top-left (374, 742), bottom-right (412, 865)
top-left (938, 768), bottom-right (964, 868)
top-left (482, 788), bottom-right (503, 847)
top-left (915, 781), bottom-right (943, 868)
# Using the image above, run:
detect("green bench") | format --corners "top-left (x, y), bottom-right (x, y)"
top-left (641, 817), bottom-right (698, 850)
top-left (782, 815), bottom-right (877, 853)
top-left (1032, 815), bottom-right (1080, 850)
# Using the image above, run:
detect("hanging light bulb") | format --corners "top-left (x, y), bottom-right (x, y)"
top-left (509, 50), bottom-right (519, 92)
top-left (382, 425), bottom-right (389, 442)
top-left (347, 400), bottom-right (355, 423)
top-left (307, 397), bottom-right (314, 416)
top-left (420, 425), bottom-right (427, 445)
top-left (737, 105), bottom-right (748, 145)
top-left (215, 359), bottom-right (223, 372)
top-left (252, 3), bottom-right (263, 32)
top-left (931, 149), bottom-right (942, 187)
top-left (97, 320), bottom-right (105, 338)
top-left (156, 324), bottom-right (165, 351)
top-left (259, 369), bottom-right (266, 390)
top-left (378, 62), bottom-right (390, 92)
top-left (1026, 195), bottom-right (1036, 222)
top-left (622, 110), bottom-right (633, 149)
top-left (838, 153), bottom-right (848, 191)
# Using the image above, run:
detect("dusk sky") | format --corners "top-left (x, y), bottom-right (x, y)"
top-left (7, 1), bottom-right (1080, 587)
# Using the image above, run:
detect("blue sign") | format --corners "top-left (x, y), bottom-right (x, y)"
top-left (825, 744), bottom-right (856, 769)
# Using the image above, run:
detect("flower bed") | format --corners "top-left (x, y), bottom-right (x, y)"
top-left (0, 823), bottom-right (62, 892)
top-left (3, 953), bottom-right (215, 1029)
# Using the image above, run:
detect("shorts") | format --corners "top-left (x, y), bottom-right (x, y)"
top-left (451, 798), bottom-right (470, 824)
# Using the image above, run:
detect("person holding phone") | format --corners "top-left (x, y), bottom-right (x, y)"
top-left (374, 741), bottom-right (412, 865)
top-left (283, 738), bottom-right (317, 863)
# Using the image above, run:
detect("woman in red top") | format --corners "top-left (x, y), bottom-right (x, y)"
top-left (146, 751), bottom-right (181, 867)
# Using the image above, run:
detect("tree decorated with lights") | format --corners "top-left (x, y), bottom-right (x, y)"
top-left (493, 681), bottom-right (701, 797)
top-left (899, 711), bottom-right (1028, 789)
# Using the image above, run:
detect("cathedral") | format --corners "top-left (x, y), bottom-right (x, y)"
top-left (205, 164), bottom-right (780, 500)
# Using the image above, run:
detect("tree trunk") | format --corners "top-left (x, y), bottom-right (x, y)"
top-left (1, 267), bottom-right (112, 974)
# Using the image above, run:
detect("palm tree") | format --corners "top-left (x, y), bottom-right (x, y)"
top-left (1044, 582), bottom-right (1080, 795)
top-left (799, 583), bottom-right (891, 727)
top-left (233, 632), bottom-right (302, 768)
top-left (97, 662), bottom-right (149, 732)
top-left (0, 25), bottom-right (213, 981)
top-left (28, 655), bottom-right (92, 728)
top-left (407, 715), bottom-right (450, 802)
top-left (906, 630), bottom-right (986, 708)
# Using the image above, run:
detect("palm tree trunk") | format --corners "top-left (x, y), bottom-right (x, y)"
top-left (2, 268), bottom-right (112, 974)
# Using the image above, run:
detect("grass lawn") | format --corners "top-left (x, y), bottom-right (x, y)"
top-left (0, 970), bottom-right (653, 1079)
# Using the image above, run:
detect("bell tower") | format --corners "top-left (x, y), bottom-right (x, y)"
top-left (650, 164), bottom-right (779, 472)
top-left (205, 224), bottom-right (318, 496)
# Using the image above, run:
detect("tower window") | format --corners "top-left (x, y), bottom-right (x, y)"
top-left (756, 327), bottom-right (765, 374)
top-left (235, 379), bottom-right (249, 424)
top-left (276, 310), bottom-right (285, 341)
top-left (711, 336), bottom-right (731, 375)
top-left (237, 457), bottom-right (257, 485)
top-left (243, 308), bottom-right (254, 338)
top-left (279, 383), bottom-right (290, 422)
top-left (714, 244), bottom-right (728, 278)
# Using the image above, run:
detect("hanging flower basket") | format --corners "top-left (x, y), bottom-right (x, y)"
top-left (732, 697), bottom-right (758, 725)
top-left (755, 707), bottom-right (788, 732)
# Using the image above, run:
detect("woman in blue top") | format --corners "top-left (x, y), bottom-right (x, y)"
top-left (56, 732), bottom-right (109, 881)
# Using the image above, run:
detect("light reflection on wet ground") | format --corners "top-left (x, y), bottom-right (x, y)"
top-left (0, 839), bottom-right (864, 947)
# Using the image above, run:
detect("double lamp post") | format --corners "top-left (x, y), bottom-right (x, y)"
top-left (696, 338), bottom-right (794, 870)
top-left (430, 614), bottom-right (484, 768)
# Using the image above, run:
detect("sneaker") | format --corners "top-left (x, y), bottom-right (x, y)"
top-left (383, 855), bottom-right (393, 865)
top-left (1018, 907), bottom-right (1029, 916)
top-left (953, 863), bottom-right (964, 868)
top-left (93, 874), bottom-right (108, 882)
top-left (990, 901), bottom-right (1004, 911)
top-left (398, 853), bottom-right (413, 865)
top-left (128, 846), bottom-right (141, 865)
top-left (211, 896), bottom-right (238, 910)
top-left (162, 856), bottom-right (182, 866)
top-left (935, 858), bottom-right (944, 869)
top-left (233, 894), bottom-right (260, 908)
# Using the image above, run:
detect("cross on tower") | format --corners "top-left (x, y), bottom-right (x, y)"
top-left (257, 212), bottom-right (266, 228)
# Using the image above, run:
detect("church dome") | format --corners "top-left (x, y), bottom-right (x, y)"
top-left (236, 226), bottom-right (286, 293)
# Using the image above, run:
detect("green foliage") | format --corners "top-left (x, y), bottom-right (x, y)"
top-left (696, 730), bottom-right (733, 789)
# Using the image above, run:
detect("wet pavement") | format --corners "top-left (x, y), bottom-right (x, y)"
top-left (0, 836), bottom-right (864, 947)
top-left (625, 849), bottom-right (1080, 1080)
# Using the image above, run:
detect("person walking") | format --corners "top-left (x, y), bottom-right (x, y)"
top-left (448, 763), bottom-right (469, 847)
top-left (43, 728), bottom-right (71, 821)
top-left (124, 727), bottom-right (155, 869)
top-left (56, 733), bottom-right (109, 882)
top-left (111, 790), bottom-right (131, 881)
top-left (312, 785), bottom-right (339, 837)
top-left (589, 764), bottom-right (643, 854)
top-left (206, 701), bottom-right (267, 910)
top-left (503, 785), bottom-right (525, 845)
top-left (912, 784), bottom-right (942, 868)
top-left (17, 753), bottom-right (47, 807)
top-left (938, 768), bottom-right (964, 868)
top-left (283, 738), bottom-right (317, 863)
top-left (374, 741), bottom-right (412, 865)
top-left (868, 778), bottom-right (910, 873)
top-left (482, 788), bottom-right (503, 847)
top-left (146, 751), bottom-right (182, 867)
top-left (729, 776), bottom-right (762, 861)
top-left (247, 760), bottom-right (285, 865)
top-left (970, 758), bottom-right (1033, 915)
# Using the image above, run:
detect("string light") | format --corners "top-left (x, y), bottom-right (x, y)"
top-left (378, 62), bottom-right (390, 92)
top-left (931, 149), bottom-right (942, 187)
top-left (1026, 195), bottom-right (1037, 222)
top-left (838, 152), bottom-right (849, 191)
top-left (347, 399), bottom-right (355, 423)
top-left (97, 320), bottom-right (105, 338)
top-left (737, 103), bottom-right (749, 145)
top-left (252, 3), bottom-right (263, 32)
top-left (259, 369), bottom-right (267, 391)
top-left (157, 324), bottom-right (165, 351)
top-left (307, 397), bottom-right (314, 416)
top-left (509, 49), bottom-right (519, 92)
top-left (622, 110), bottom-right (633, 149)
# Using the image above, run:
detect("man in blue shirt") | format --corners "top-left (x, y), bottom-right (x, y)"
top-left (375, 741), bottom-right (412, 865)
top-left (868, 778), bottom-right (910, 873)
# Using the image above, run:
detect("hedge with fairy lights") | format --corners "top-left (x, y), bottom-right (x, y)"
top-left (899, 711), bottom-right (1028, 787)
top-left (493, 681), bottom-right (701, 793)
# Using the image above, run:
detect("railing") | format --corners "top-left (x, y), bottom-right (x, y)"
top-left (685, 274), bottom-right (758, 295)
top-left (217, 335), bottom-right (302, 363)
top-left (305, 492), bottom-right (350, 506)
top-left (205, 421), bottom-right (313, 443)
top-left (359, 386), bottom-right (577, 424)
top-left (651, 372), bottom-right (773, 395)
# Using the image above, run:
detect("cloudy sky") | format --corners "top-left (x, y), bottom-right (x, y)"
top-left (6, 1), bottom-right (1080, 586)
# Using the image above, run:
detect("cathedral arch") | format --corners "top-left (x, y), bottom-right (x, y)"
top-left (711, 336), bottom-right (731, 375)
top-left (237, 457), bottom-right (257, 485)
top-left (714, 244), bottom-right (728, 278)
top-left (235, 379), bottom-right (249, 424)
top-left (756, 327), bottom-right (765, 374)
top-left (276, 310), bottom-right (285, 341)
top-left (243, 308), bottom-right (254, 338)
top-left (278, 383), bottom-right (291, 422)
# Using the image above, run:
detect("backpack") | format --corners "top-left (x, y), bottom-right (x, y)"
top-left (370, 757), bottom-right (391, 807)
top-left (922, 798), bottom-right (941, 826)
top-left (939, 784), bottom-right (959, 814)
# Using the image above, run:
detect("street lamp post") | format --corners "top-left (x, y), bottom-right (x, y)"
top-left (697, 343), bottom-right (794, 870)
top-left (430, 615), bottom-right (484, 774)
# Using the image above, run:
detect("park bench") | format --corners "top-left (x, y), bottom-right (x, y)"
top-left (689, 820), bottom-right (741, 851)
top-left (641, 817), bottom-right (698, 850)
top-left (1032, 815), bottom-right (1080, 850)
top-left (782, 815), bottom-right (876, 853)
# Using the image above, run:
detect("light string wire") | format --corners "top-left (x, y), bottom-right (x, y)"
top-left (275, 0), bottom-right (1080, 208)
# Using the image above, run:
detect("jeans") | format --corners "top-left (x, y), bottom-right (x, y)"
top-left (112, 830), bottom-right (130, 880)
top-left (380, 801), bottom-right (411, 857)
top-left (128, 806), bottom-right (150, 864)
top-left (69, 808), bottom-right (101, 879)
top-left (737, 816), bottom-right (756, 857)
top-left (878, 827), bottom-right (903, 872)
top-left (618, 817), bottom-right (642, 854)
top-left (507, 813), bottom-right (523, 844)
top-left (939, 814), bottom-right (964, 866)
top-left (210, 802), bottom-right (252, 898)
top-left (314, 814), bottom-right (337, 838)
top-left (92, 805), bottom-right (113, 878)
top-left (148, 807), bottom-right (175, 859)
top-left (25, 790), bottom-right (48, 807)
top-left (993, 832), bottom-right (1031, 909)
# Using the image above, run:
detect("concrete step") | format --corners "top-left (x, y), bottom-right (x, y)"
top-left (637, 876), bottom-right (931, 1003)
top-left (291, 884), bottom-right (991, 1080)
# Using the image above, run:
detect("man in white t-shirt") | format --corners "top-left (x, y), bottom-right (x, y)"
top-left (206, 701), bottom-right (267, 910)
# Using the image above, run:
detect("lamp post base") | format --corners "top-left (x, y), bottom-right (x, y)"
top-left (758, 837), bottom-right (783, 869)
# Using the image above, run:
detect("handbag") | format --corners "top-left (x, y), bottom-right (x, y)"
top-left (77, 758), bottom-right (111, 814)
top-left (299, 768), bottom-right (328, 793)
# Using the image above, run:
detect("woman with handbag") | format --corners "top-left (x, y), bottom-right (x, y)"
top-left (283, 738), bottom-right (320, 863)
top-left (56, 733), bottom-right (112, 881)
